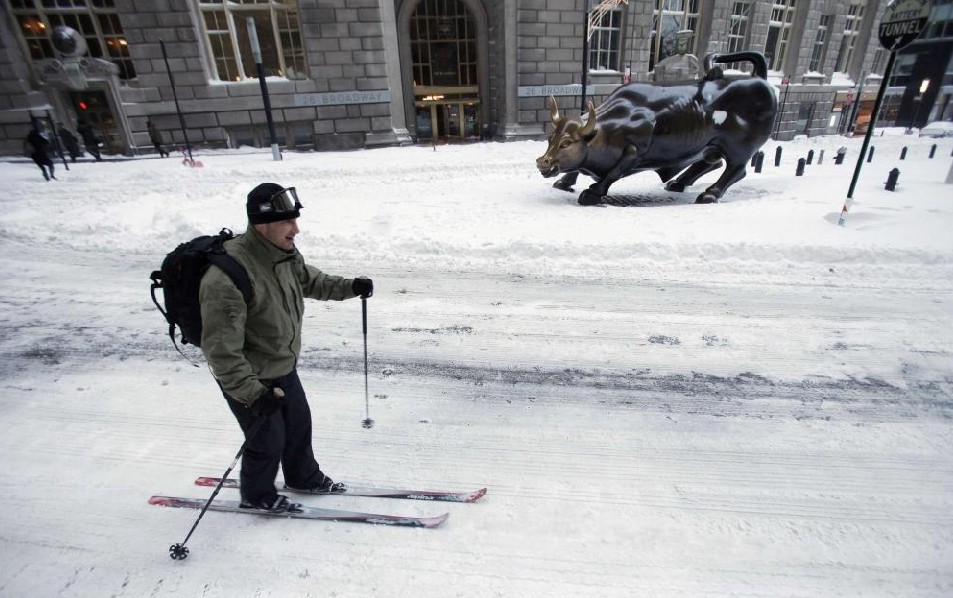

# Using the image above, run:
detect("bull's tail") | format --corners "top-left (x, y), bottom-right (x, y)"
top-left (705, 52), bottom-right (769, 80)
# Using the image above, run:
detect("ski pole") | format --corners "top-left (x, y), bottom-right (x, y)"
top-left (168, 416), bottom-right (265, 560)
top-left (361, 297), bottom-right (374, 429)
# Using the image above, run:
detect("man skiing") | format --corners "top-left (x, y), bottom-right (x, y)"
top-left (25, 118), bottom-right (55, 181)
top-left (199, 182), bottom-right (374, 513)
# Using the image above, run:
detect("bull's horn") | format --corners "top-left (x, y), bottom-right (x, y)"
top-left (549, 95), bottom-right (561, 125)
top-left (579, 100), bottom-right (597, 137)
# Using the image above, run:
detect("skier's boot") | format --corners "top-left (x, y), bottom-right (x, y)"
top-left (285, 473), bottom-right (348, 494)
top-left (239, 494), bottom-right (301, 514)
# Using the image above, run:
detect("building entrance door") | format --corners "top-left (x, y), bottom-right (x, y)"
top-left (68, 89), bottom-right (119, 154)
top-left (414, 97), bottom-right (481, 141)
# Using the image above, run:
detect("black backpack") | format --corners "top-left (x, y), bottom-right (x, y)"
top-left (150, 229), bottom-right (252, 359)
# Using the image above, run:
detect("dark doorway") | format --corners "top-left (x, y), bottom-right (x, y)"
top-left (69, 89), bottom-right (118, 153)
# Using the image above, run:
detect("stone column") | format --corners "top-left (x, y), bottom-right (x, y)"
top-left (500, 0), bottom-right (520, 138)
top-left (366, 0), bottom-right (412, 146)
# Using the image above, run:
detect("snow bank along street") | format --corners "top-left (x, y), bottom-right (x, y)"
top-left (0, 132), bottom-right (951, 597)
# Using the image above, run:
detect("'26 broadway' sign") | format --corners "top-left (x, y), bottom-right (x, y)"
top-left (294, 90), bottom-right (391, 107)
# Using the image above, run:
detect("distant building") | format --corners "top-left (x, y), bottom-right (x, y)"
top-left (0, 0), bottom-right (950, 157)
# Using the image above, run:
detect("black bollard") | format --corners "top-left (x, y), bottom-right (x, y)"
top-left (806, 149), bottom-right (814, 165)
top-left (867, 146), bottom-right (875, 163)
top-left (750, 153), bottom-right (758, 168)
top-left (885, 167), bottom-right (900, 191)
top-left (796, 158), bottom-right (805, 176)
top-left (818, 149), bottom-right (825, 165)
top-left (900, 146), bottom-right (907, 160)
top-left (775, 146), bottom-right (782, 167)
top-left (754, 151), bottom-right (764, 173)
top-left (835, 147), bottom-right (846, 165)
top-left (930, 144), bottom-right (937, 159)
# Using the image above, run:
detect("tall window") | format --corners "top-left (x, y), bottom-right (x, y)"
top-left (835, 2), bottom-right (865, 73)
top-left (197, 0), bottom-right (306, 82)
top-left (764, 0), bottom-right (797, 72)
top-left (870, 48), bottom-right (887, 77)
top-left (808, 14), bottom-right (831, 72)
top-left (888, 52), bottom-right (917, 88)
top-left (650, 0), bottom-right (699, 72)
top-left (410, 0), bottom-right (477, 87)
top-left (589, 7), bottom-right (623, 71)
top-left (726, 1), bottom-right (751, 54)
top-left (9, 0), bottom-right (134, 80)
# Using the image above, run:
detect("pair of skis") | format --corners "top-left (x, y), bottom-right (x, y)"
top-left (150, 477), bottom-right (486, 529)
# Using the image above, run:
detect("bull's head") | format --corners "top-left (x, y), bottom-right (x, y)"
top-left (536, 96), bottom-right (597, 177)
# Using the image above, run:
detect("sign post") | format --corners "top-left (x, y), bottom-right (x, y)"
top-left (839, 0), bottom-right (931, 226)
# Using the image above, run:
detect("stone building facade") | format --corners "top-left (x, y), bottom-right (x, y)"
top-left (0, 0), bottom-right (949, 157)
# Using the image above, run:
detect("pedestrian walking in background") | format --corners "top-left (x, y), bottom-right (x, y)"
top-left (24, 118), bottom-right (55, 181)
top-left (56, 122), bottom-right (81, 163)
top-left (77, 119), bottom-right (102, 161)
top-left (147, 119), bottom-right (169, 158)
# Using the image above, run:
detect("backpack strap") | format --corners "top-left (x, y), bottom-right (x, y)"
top-left (149, 269), bottom-right (176, 342)
top-left (206, 253), bottom-right (253, 304)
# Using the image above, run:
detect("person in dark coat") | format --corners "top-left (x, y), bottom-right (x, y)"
top-left (25, 119), bottom-right (55, 181)
top-left (76, 120), bottom-right (102, 161)
top-left (56, 123), bottom-right (81, 162)
top-left (147, 119), bottom-right (169, 158)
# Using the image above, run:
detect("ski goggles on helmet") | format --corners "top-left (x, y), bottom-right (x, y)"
top-left (255, 186), bottom-right (302, 216)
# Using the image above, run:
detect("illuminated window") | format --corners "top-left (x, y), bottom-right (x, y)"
top-left (10, 0), bottom-right (133, 80)
top-left (197, 0), bottom-right (307, 82)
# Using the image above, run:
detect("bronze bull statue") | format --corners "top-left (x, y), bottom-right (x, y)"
top-left (536, 51), bottom-right (777, 206)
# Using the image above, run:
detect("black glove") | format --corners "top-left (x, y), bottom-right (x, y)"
top-left (352, 277), bottom-right (374, 299)
top-left (250, 386), bottom-right (284, 417)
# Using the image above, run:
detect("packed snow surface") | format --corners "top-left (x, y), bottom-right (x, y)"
top-left (0, 131), bottom-right (951, 597)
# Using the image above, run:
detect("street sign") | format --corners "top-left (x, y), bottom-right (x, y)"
top-left (878, 0), bottom-right (931, 51)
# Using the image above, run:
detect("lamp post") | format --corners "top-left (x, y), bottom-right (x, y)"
top-left (580, 4), bottom-right (590, 114)
top-left (160, 40), bottom-right (195, 164)
top-left (247, 17), bottom-right (281, 161)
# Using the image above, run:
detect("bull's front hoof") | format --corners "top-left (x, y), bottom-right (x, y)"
top-left (665, 181), bottom-right (686, 192)
top-left (695, 193), bottom-right (719, 204)
top-left (552, 179), bottom-right (575, 192)
top-left (578, 190), bottom-right (605, 206)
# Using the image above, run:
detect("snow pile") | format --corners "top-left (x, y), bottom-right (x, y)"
top-left (0, 132), bottom-right (951, 597)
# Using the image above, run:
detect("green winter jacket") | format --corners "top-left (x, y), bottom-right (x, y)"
top-left (199, 224), bottom-right (357, 405)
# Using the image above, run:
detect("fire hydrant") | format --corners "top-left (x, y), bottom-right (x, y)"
top-left (885, 168), bottom-right (900, 191)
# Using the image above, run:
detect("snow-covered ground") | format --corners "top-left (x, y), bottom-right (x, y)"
top-left (0, 130), bottom-right (951, 597)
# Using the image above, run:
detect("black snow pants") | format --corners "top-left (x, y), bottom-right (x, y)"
top-left (221, 370), bottom-right (325, 505)
top-left (31, 152), bottom-right (54, 180)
